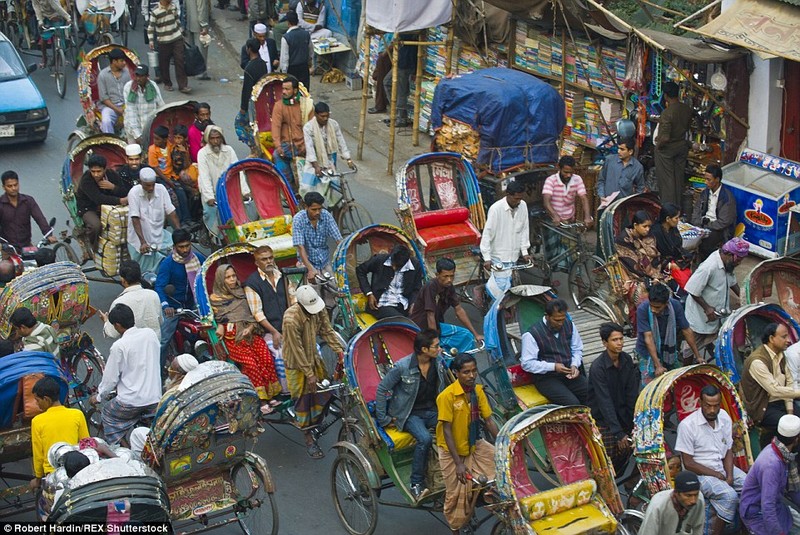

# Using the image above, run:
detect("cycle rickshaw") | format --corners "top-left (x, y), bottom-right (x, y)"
top-left (141, 99), bottom-right (197, 149)
top-left (331, 318), bottom-right (499, 535)
top-left (633, 364), bottom-right (752, 523)
top-left (331, 223), bottom-right (426, 339)
top-left (139, 361), bottom-right (278, 533)
top-left (715, 302), bottom-right (800, 385)
top-left (215, 158), bottom-right (299, 253)
top-left (395, 152), bottom-right (485, 293)
top-left (249, 73), bottom-right (294, 160)
top-left (74, 0), bottom-right (129, 48)
top-left (744, 257), bottom-right (800, 323)
top-left (492, 404), bottom-right (640, 534)
top-left (68, 44), bottom-right (138, 149)
top-left (0, 352), bottom-right (69, 516)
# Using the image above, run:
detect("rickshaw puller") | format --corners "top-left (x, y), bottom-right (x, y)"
top-left (639, 470), bottom-right (705, 535)
top-left (675, 384), bottom-right (746, 535)
top-left (292, 191), bottom-right (342, 281)
top-left (409, 258), bottom-right (483, 354)
top-left (436, 353), bottom-right (498, 534)
top-left (520, 298), bottom-right (587, 405)
top-left (375, 329), bottom-right (446, 501)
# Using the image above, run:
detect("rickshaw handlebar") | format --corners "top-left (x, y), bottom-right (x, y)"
top-left (322, 168), bottom-right (357, 178)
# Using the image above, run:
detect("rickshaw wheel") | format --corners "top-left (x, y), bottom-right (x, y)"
top-left (53, 242), bottom-right (80, 264)
top-left (336, 203), bottom-right (373, 239)
top-left (616, 509), bottom-right (644, 535)
top-left (490, 520), bottom-right (514, 535)
top-left (232, 462), bottom-right (279, 535)
top-left (567, 254), bottom-right (606, 308)
top-left (331, 452), bottom-right (378, 535)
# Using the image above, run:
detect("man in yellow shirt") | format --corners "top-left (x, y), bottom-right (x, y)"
top-left (29, 376), bottom-right (89, 488)
top-left (436, 353), bottom-right (498, 533)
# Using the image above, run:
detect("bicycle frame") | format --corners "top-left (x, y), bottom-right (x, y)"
top-left (537, 220), bottom-right (590, 270)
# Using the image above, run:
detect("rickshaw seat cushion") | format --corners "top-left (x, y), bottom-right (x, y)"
top-left (412, 207), bottom-right (470, 230)
top-left (382, 425), bottom-right (416, 451)
top-left (250, 233), bottom-right (296, 261)
top-left (528, 499), bottom-right (616, 534)
top-left (508, 364), bottom-right (535, 387)
top-left (416, 217), bottom-right (480, 252)
top-left (513, 384), bottom-right (549, 409)
top-left (238, 215), bottom-right (292, 242)
top-left (520, 478), bottom-right (597, 521)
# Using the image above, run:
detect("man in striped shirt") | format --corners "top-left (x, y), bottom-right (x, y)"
top-left (147, 0), bottom-right (190, 93)
top-left (10, 307), bottom-right (60, 359)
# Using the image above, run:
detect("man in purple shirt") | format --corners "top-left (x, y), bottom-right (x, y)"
top-left (740, 414), bottom-right (800, 535)
top-left (0, 170), bottom-right (56, 251)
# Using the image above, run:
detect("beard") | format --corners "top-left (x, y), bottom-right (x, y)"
top-left (724, 259), bottom-right (736, 273)
top-left (210, 144), bottom-right (222, 154)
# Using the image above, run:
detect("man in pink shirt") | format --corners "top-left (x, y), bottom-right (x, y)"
top-left (542, 155), bottom-right (593, 270)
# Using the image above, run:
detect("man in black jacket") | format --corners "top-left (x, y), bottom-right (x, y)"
top-left (691, 164), bottom-right (737, 261)
top-left (239, 23), bottom-right (279, 71)
top-left (355, 245), bottom-right (422, 319)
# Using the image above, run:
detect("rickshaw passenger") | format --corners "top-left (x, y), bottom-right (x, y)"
top-left (519, 298), bottom-right (588, 405)
top-left (355, 244), bottom-right (422, 319)
top-left (282, 285), bottom-right (344, 459)
top-left (101, 260), bottom-right (163, 340)
top-left (739, 414), bottom-right (800, 535)
top-left (675, 385), bottom-right (746, 535)
top-left (116, 144), bottom-right (149, 192)
top-left (127, 168), bottom-right (181, 272)
top-left (164, 353), bottom-right (198, 391)
top-left (639, 471), bottom-right (705, 535)
top-left (10, 307), bottom-right (60, 358)
top-left (636, 283), bottom-right (702, 386)
top-left (479, 180), bottom-right (531, 299)
top-left (97, 49), bottom-right (129, 135)
top-left (375, 329), bottom-right (445, 501)
top-left (76, 154), bottom-right (128, 250)
top-left (292, 191), bottom-right (342, 280)
top-left (197, 125), bottom-right (240, 238)
top-left (684, 238), bottom-right (747, 360)
top-left (95, 304), bottom-right (162, 445)
top-left (615, 210), bottom-right (663, 281)
top-left (541, 155), bottom-right (593, 270)
top-left (210, 263), bottom-right (281, 401)
top-left (245, 246), bottom-right (289, 391)
top-left (408, 258), bottom-right (483, 354)
top-left (651, 203), bottom-right (693, 290)
top-left (691, 165), bottom-right (737, 262)
top-left (30, 377), bottom-right (90, 490)
top-left (155, 229), bottom-right (206, 366)
top-left (587, 323), bottom-right (639, 473)
top-left (436, 353), bottom-right (498, 534)
top-left (188, 103), bottom-right (213, 163)
top-left (741, 323), bottom-right (800, 442)
top-left (148, 126), bottom-right (192, 225)
top-left (122, 65), bottom-right (164, 145)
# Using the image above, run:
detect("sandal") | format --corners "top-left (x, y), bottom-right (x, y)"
top-left (306, 442), bottom-right (324, 459)
top-left (164, 85), bottom-right (174, 92)
top-left (259, 404), bottom-right (274, 415)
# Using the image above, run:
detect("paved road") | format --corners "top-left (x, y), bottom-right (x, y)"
top-left (0, 29), bottom-right (494, 535)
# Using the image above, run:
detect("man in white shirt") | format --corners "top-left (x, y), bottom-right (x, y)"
top-left (127, 167), bottom-right (181, 272)
top-left (94, 304), bottom-right (162, 445)
top-left (683, 238), bottom-right (748, 359)
top-left (520, 298), bottom-right (587, 405)
top-left (100, 260), bottom-right (163, 340)
top-left (675, 384), bottom-right (746, 535)
top-left (197, 125), bottom-right (242, 239)
top-left (479, 180), bottom-right (531, 300)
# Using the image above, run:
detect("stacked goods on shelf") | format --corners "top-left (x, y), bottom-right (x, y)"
top-left (436, 117), bottom-right (481, 161)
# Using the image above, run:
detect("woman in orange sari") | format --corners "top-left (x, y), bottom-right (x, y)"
top-left (210, 264), bottom-right (281, 401)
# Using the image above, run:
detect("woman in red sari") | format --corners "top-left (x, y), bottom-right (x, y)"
top-left (210, 264), bottom-right (281, 401)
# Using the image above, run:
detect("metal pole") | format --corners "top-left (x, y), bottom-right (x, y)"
top-left (412, 32), bottom-right (425, 146)
top-left (357, 28), bottom-right (371, 160)
top-left (387, 38), bottom-right (400, 175)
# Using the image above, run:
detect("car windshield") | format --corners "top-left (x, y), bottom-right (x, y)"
top-left (0, 42), bottom-right (26, 82)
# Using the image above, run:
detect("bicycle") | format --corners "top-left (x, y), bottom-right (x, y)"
top-left (460, 249), bottom-right (534, 316)
top-left (40, 21), bottom-right (77, 97)
top-left (319, 167), bottom-right (374, 237)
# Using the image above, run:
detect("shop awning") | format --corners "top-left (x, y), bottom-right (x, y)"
top-left (365, 0), bottom-right (452, 33)
top-left (695, 0), bottom-right (800, 63)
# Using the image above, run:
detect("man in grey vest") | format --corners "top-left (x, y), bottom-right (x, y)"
top-left (279, 10), bottom-right (312, 90)
top-left (520, 298), bottom-right (588, 405)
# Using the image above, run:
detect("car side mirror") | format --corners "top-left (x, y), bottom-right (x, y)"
top-left (27, 63), bottom-right (37, 74)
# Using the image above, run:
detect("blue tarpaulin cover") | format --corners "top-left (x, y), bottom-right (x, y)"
top-left (431, 68), bottom-right (566, 172)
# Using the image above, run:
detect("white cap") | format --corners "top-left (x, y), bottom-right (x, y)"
top-left (253, 23), bottom-right (267, 34)
top-left (295, 285), bottom-right (325, 314)
top-left (778, 414), bottom-right (800, 438)
top-left (125, 143), bottom-right (142, 156)
top-left (139, 167), bottom-right (157, 182)
top-left (175, 353), bottom-right (199, 373)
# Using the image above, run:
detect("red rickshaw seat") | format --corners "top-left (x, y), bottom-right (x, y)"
top-left (413, 207), bottom-right (479, 252)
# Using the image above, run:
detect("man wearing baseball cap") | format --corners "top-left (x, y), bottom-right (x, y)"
top-left (281, 285), bottom-right (343, 459)
top-left (122, 65), bottom-right (164, 145)
top-left (640, 470), bottom-right (705, 534)
top-left (740, 414), bottom-right (800, 534)
top-left (127, 167), bottom-right (180, 272)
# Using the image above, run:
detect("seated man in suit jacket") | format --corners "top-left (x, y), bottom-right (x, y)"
top-left (355, 244), bottom-right (422, 319)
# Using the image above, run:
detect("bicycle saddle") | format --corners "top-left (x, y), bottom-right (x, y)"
top-left (528, 205), bottom-right (548, 220)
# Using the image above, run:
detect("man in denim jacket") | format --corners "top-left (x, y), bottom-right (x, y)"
top-left (375, 329), bottom-right (445, 501)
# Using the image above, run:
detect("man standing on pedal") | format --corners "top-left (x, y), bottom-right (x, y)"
top-left (292, 191), bottom-right (341, 281)
top-left (479, 180), bottom-right (530, 300)
top-left (300, 102), bottom-right (355, 200)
